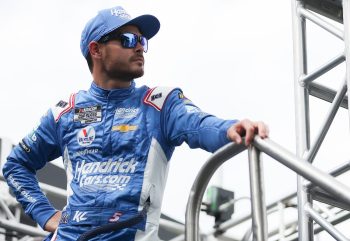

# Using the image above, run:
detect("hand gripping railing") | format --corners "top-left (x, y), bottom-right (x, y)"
top-left (185, 136), bottom-right (350, 241)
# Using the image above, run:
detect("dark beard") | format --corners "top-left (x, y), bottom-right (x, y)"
top-left (102, 60), bottom-right (144, 82)
top-left (106, 68), bottom-right (144, 82)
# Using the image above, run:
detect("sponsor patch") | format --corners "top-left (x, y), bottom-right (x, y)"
top-left (8, 175), bottom-right (36, 203)
top-left (26, 123), bottom-right (39, 143)
top-left (72, 148), bottom-right (99, 158)
top-left (112, 125), bottom-right (138, 132)
top-left (115, 107), bottom-right (139, 119)
top-left (151, 93), bottom-right (162, 101)
top-left (185, 105), bottom-right (201, 113)
top-left (26, 131), bottom-right (37, 143)
top-left (60, 212), bottom-right (69, 224)
top-left (19, 139), bottom-right (31, 153)
top-left (56, 100), bottom-right (68, 108)
top-left (77, 126), bottom-right (95, 146)
top-left (143, 86), bottom-right (176, 111)
top-left (74, 106), bottom-right (102, 124)
top-left (54, 93), bottom-right (76, 122)
top-left (110, 8), bottom-right (131, 19)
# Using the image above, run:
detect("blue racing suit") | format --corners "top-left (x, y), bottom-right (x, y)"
top-left (2, 81), bottom-right (236, 240)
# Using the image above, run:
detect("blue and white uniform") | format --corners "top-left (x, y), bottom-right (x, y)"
top-left (2, 81), bottom-right (236, 240)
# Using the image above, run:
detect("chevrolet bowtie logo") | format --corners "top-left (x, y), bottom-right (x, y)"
top-left (112, 125), bottom-right (138, 132)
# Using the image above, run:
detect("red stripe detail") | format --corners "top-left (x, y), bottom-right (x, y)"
top-left (143, 87), bottom-right (161, 111)
top-left (55, 93), bottom-right (75, 122)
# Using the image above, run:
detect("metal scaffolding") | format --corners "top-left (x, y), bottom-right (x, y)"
top-left (292, 0), bottom-right (350, 240)
top-left (185, 1), bottom-right (350, 240)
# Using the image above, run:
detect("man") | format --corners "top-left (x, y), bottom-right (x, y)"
top-left (2, 6), bottom-right (268, 241)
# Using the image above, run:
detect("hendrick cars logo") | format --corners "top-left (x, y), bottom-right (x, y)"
top-left (77, 126), bottom-right (95, 146)
top-left (74, 158), bottom-right (138, 192)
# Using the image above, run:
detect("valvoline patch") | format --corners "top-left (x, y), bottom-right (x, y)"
top-left (77, 126), bottom-right (95, 146)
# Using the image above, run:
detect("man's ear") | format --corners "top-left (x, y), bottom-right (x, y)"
top-left (89, 41), bottom-right (102, 59)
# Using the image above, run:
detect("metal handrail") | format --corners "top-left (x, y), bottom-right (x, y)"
top-left (185, 141), bottom-right (247, 241)
top-left (185, 136), bottom-right (350, 241)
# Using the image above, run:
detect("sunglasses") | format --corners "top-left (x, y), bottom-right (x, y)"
top-left (99, 32), bottom-right (148, 53)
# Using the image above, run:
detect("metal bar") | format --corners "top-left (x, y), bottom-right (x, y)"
top-left (304, 204), bottom-right (350, 241)
top-left (159, 218), bottom-right (184, 235)
top-left (268, 219), bottom-right (298, 240)
top-left (185, 142), bottom-right (246, 241)
top-left (208, 205), bottom-right (280, 238)
top-left (310, 186), bottom-right (350, 211)
top-left (308, 160), bottom-right (350, 190)
top-left (0, 199), bottom-right (15, 220)
top-left (248, 146), bottom-right (268, 241)
top-left (278, 202), bottom-right (286, 241)
top-left (293, 1), bottom-right (313, 240)
top-left (296, 178), bottom-right (314, 241)
top-left (169, 234), bottom-right (184, 241)
top-left (241, 228), bottom-right (252, 241)
top-left (218, 159), bottom-right (350, 233)
top-left (218, 196), bottom-right (250, 213)
top-left (304, 79), bottom-right (347, 163)
top-left (324, 160), bottom-right (350, 177)
top-left (0, 218), bottom-right (48, 237)
top-left (300, 53), bottom-right (345, 85)
top-left (212, 159), bottom-right (350, 237)
top-left (308, 82), bottom-right (348, 109)
top-left (286, 210), bottom-right (350, 241)
top-left (298, 8), bottom-right (344, 40)
top-left (254, 137), bottom-right (350, 205)
top-left (185, 138), bottom-right (350, 240)
top-left (344, 0), bottom-right (350, 123)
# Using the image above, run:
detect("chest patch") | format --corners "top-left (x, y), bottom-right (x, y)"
top-left (74, 105), bottom-right (102, 124)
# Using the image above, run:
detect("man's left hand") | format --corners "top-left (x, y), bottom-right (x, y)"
top-left (227, 119), bottom-right (269, 146)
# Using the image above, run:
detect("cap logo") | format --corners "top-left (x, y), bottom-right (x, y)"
top-left (110, 8), bottom-right (131, 19)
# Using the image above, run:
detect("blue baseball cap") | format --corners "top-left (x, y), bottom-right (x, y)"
top-left (80, 6), bottom-right (160, 58)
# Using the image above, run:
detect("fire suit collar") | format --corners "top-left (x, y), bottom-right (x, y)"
top-left (89, 81), bottom-right (135, 100)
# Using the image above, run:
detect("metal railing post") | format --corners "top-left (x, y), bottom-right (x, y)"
top-left (185, 143), bottom-right (246, 241)
top-left (248, 146), bottom-right (268, 241)
top-left (291, 0), bottom-right (314, 240)
top-left (344, 0), bottom-right (350, 125)
top-left (185, 137), bottom-right (350, 240)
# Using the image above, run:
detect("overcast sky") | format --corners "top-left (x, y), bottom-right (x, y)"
top-left (1, 0), bottom-right (349, 237)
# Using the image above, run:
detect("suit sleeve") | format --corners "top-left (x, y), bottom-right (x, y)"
top-left (2, 110), bottom-right (61, 229)
top-left (162, 89), bottom-right (238, 152)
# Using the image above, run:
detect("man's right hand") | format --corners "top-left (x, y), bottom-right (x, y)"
top-left (44, 211), bottom-right (62, 232)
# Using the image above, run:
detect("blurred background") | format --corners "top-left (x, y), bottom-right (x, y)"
top-left (0, 0), bottom-right (349, 240)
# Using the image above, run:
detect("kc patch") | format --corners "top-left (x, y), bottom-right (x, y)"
top-left (74, 106), bottom-right (102, 124)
